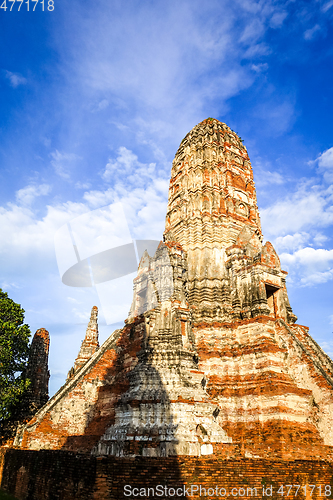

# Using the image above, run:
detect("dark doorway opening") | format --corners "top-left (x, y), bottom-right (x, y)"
top-left (265, 284), bottom-right (279, 317)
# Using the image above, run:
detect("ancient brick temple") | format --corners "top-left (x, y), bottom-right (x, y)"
top-left (14, 118), bottom-right (333, 461)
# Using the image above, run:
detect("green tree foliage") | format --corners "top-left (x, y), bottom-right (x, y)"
top-left (0, 289), bottom-right (31, 424)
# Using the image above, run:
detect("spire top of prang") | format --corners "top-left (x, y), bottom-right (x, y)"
top-left (164, 119), bottom-right (261, 250)
top-left (175, 118), bottom-right (247, 157)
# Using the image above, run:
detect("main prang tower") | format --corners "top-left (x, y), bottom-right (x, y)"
top-left (164, 118), bottom-right (296, 325)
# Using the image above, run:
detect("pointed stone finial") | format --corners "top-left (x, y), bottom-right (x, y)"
top-left (73, 306), bottom-right (99, 372)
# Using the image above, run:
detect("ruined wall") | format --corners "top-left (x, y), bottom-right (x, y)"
top-left (1, 448), bottom-right (333, 500)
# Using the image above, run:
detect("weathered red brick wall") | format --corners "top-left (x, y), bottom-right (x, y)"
top-left (1, 448), bottom-right (333, 500)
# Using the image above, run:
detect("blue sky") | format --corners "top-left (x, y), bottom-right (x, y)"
top-left (1, 0), bottom-right (333, 396)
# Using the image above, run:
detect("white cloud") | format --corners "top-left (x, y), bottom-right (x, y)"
top-left (0, 200), bottom-right (88, 273)
top-left (251, 63), bottom-right (269, 73)
top-left (83, 188), bottom-right (115, 209)
top-left (67, 296), bottom-right (81, 304)
top-left (16, 184), bottom-right (51, 205)
top-left (83, 186), bottom-right (168, 241)
top-left (102, 146), bottom-right (157, 186)
top-left (274, 232), bottom-right (310, 252)
top-left (281, 247), bottom-right (333, 269)
top-left (97, 99), bottom-right (109, 110)
top-left (304, 24), bottom-right (321, 40)
top-left (261, 184), bottom-right (333, 237)
top-left (280, 247), bottom-right (333, 286)
top-left (300, 269), bottom-right (333, 286)
top-left (55, 0), bottom-right (290, 130)
top-left (313, 233), bottom-right (328, 246)
top-left (240, 18), bottom-right (266, 43)
top-left (317, 147), bottom-right (333, 183)
top-left (269, 11), bottom-right (288, 28)
top-left (4, 70), bottom-right (27, 88)
top-left (0, 281), bottom-right (20, 291)
top-left (70, 307), bottom-right (91, 322)
top-left (254, 167), bottom-right (284, 187)
top-left (75, 181), bottom-right (91, 190)
top-left (322, 0), bottom-right (333, 12)
top-left (243, 42), bottom-right (271, 59)
top-left (0, 146), bottom-right (170, 282)
top-left (50, 150), bottom-right (82, 180)
top-left (261, 169), bottom-right (333, 287)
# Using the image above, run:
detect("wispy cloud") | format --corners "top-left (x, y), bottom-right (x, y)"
top-left (322, 0), bottom-right (333, 13)
top-left (50, 150), bottom-right (82, 180)
top-left (4, 70), bottom-right (27, 88)
top-left (102, 147), bottom-right (157, 186)
top-left (274, 232), bottom-right (311, 252)
top-left (300, 269), bottom-right (333, 286)
top-left (280, 247), bottom-right (333, 286)
top-left (269, 11), bottom-right (288, 28)
top-left (16, 184), bottom-right (51, 205)
top-left (54, 0), bottom-right (294, 139)
top-left (261, 182), bottom-right (333, 237)
top-left (0, 280), bottom-right (20, 291)
top-left (97, 99), bottom-right (109, 111)
top-left (316, 147), bottom-right (333, 183)
top-left (260, 158), bottom-right (333, 287)
top-left (75, 181), bottom-right (91, 190)
top-left (254, 160), bottom-right (285, 187)
top-left (304, 24), bottom-right (321, 40)
top-left (251, 63), bottom-right (269, 73)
